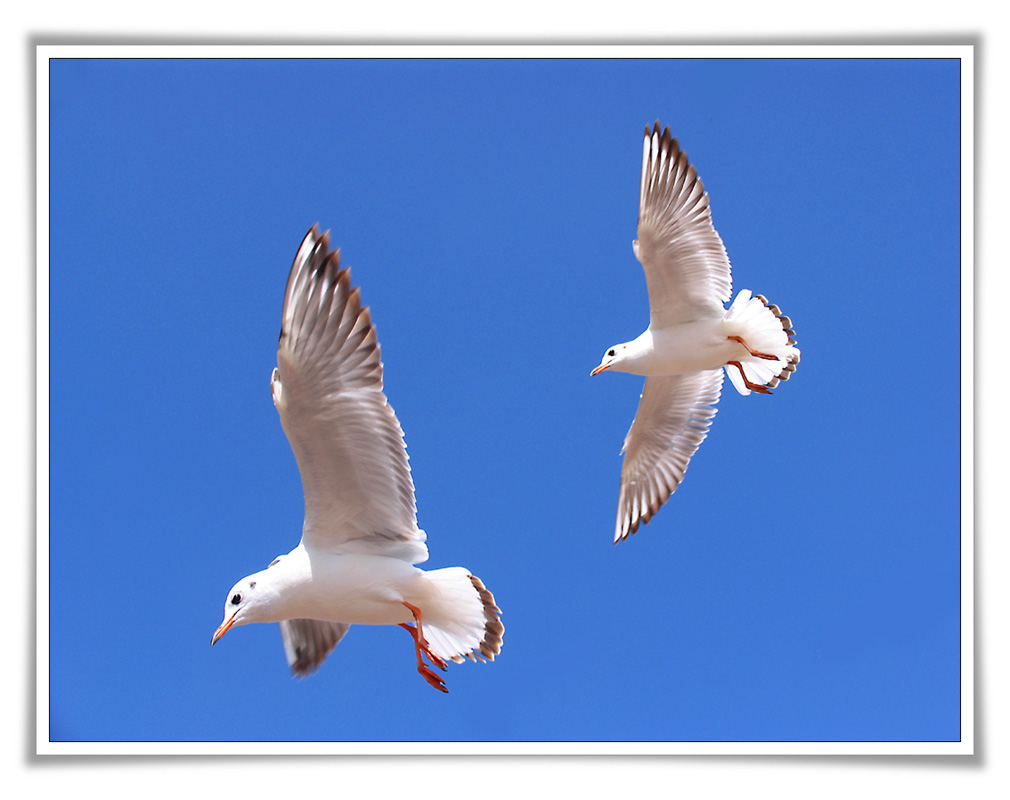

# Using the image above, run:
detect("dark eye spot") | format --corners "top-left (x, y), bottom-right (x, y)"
top-left (230, 593), bottom-right (242, 605)
top-left (607, 349), bottom-right (615, 357)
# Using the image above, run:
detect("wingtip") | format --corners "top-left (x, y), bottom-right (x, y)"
top-left (303, 223), bottom-right (326, 251)
top-left (324, 246), bottom-right (342, 272)
top-left (613, 514), bottom-right (637, 544)
top-left (614, 524), bottom-right (635, 544)
top-left (644, 121), bottom-right (684, 163)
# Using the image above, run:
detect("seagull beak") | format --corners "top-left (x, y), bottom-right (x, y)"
top-left (590, 361), bottom-right (611, 377)
top-left (211, 612), bottom-right (238, 646)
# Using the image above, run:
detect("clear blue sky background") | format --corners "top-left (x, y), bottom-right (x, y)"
top-left (48, 57), bottom-right (961, 743)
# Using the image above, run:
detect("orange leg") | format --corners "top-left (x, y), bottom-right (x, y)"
top-left (727, 335), bottom-right (779, 361)
top-left (399, 602), bottom-right (449, 693)
top-left (727, 361), bottom-right (773, 394)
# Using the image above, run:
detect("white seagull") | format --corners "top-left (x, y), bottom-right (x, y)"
top-left (592, 123), bottom-right (800, 543)
top-left (212, 226), bottom-right (503, 692)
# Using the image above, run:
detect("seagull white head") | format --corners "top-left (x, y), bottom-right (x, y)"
top-left (591, 343), bottom-right (632, 376)
top-left (211, 574), bottom-right (270, 646)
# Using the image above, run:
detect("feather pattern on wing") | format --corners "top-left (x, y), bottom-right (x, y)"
top-left (280, 618), bottom-right (351, 678)
top-left (272, 225), bottom-right (428, 563)
top-left (615, 369), bottom-right (724, 542)
top-left (635, 122), bottom-right (733, 327)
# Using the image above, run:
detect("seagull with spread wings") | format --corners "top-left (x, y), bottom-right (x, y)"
top-left (592, 123), bottom-right (801, 543)
top-left (212, 226), bottom-right (503, 692)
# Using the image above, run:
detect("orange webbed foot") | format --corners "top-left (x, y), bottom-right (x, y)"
top-left (418, 662), bottom-right (448, 692)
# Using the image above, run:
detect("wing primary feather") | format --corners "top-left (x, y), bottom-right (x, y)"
top-left (273, 226), bottom-right (428, 563)
top-left (635, 125), bottom-right (733, 326)
top-left (280, 619), bottom-right (351, 678)
top-left (614, 370), bottom-right (724, 542)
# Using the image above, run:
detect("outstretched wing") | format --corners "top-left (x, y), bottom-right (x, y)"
top-left (615, 369), bottom-right (723, 542)
top-left (635, 122), bottom-right (733, 328)
top-left (272, 225), bottom-right (428, 563)
top-left (280, 619), bottom-right (351, 678)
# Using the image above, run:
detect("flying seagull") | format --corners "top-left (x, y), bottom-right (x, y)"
top-left (592, 123), bottom-right (800, 543)
top-left (212, 226), bottom-right (503, 692)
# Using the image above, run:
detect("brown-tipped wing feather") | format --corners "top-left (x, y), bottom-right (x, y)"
top-left (636, 122), bottom-right (733, 327)
top-left (280, 619), bottom-right (351, 678)
top-left (272, 226), bottom-right (428, 563)
top-left (616, 369), bottom-right (724, 542)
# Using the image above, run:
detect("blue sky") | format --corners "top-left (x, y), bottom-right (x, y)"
top-left (47, 56), bottom-right (962, 744)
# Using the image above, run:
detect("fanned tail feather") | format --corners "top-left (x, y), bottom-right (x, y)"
top-left (724, 289), bottom-right (800, 395)
top-left (420, 568), bottom-right (504, 665)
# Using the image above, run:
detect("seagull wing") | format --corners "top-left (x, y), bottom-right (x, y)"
top-left (635, 122), bottom-right (733, 328)
top-left (615, 369), bottom-right (724, 542)
top-left (271, 225), bottom-right (428, 563)
top-left (280, 619), bottom-right (351, 678)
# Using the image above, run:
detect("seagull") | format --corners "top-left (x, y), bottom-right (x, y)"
top-left (211, 225), bottom-right (503, 692)
top-left (591, 122), bottom-right (800, 543)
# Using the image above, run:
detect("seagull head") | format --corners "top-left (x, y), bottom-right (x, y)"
top-left (211, 573), bottom-right (270, 646)
top-left (591, 344), bottom-right (630, 376)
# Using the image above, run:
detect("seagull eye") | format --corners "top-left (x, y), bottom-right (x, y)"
top-left (607, 349), bottom-right (615, 357)
top-left (230, 593), bottom-right (242, 605)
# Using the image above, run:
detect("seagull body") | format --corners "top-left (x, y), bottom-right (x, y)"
top-left (604, 322), bottom-right (748, 377)
top-left (212, 226), bottom-right (502, 692)
top-left (592, 123), bottom-right (800, 542)
top-left (224, 552), bottom-right (434, 627)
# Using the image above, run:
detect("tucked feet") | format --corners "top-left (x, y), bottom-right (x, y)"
top-left (727, 361), bottom-right (773, 394)
top-left (728, 335), bottom-right (779, 361)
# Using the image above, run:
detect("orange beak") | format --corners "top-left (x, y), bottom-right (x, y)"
top-left (210, 611), bottom-right (238, 646)
top-left (590, 361), bottom-right (611, 377)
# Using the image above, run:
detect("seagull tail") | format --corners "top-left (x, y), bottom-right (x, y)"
top-left (722, 289), bottom-right (801, 395)
top-left (418, 568), bottom-right (504, 665)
